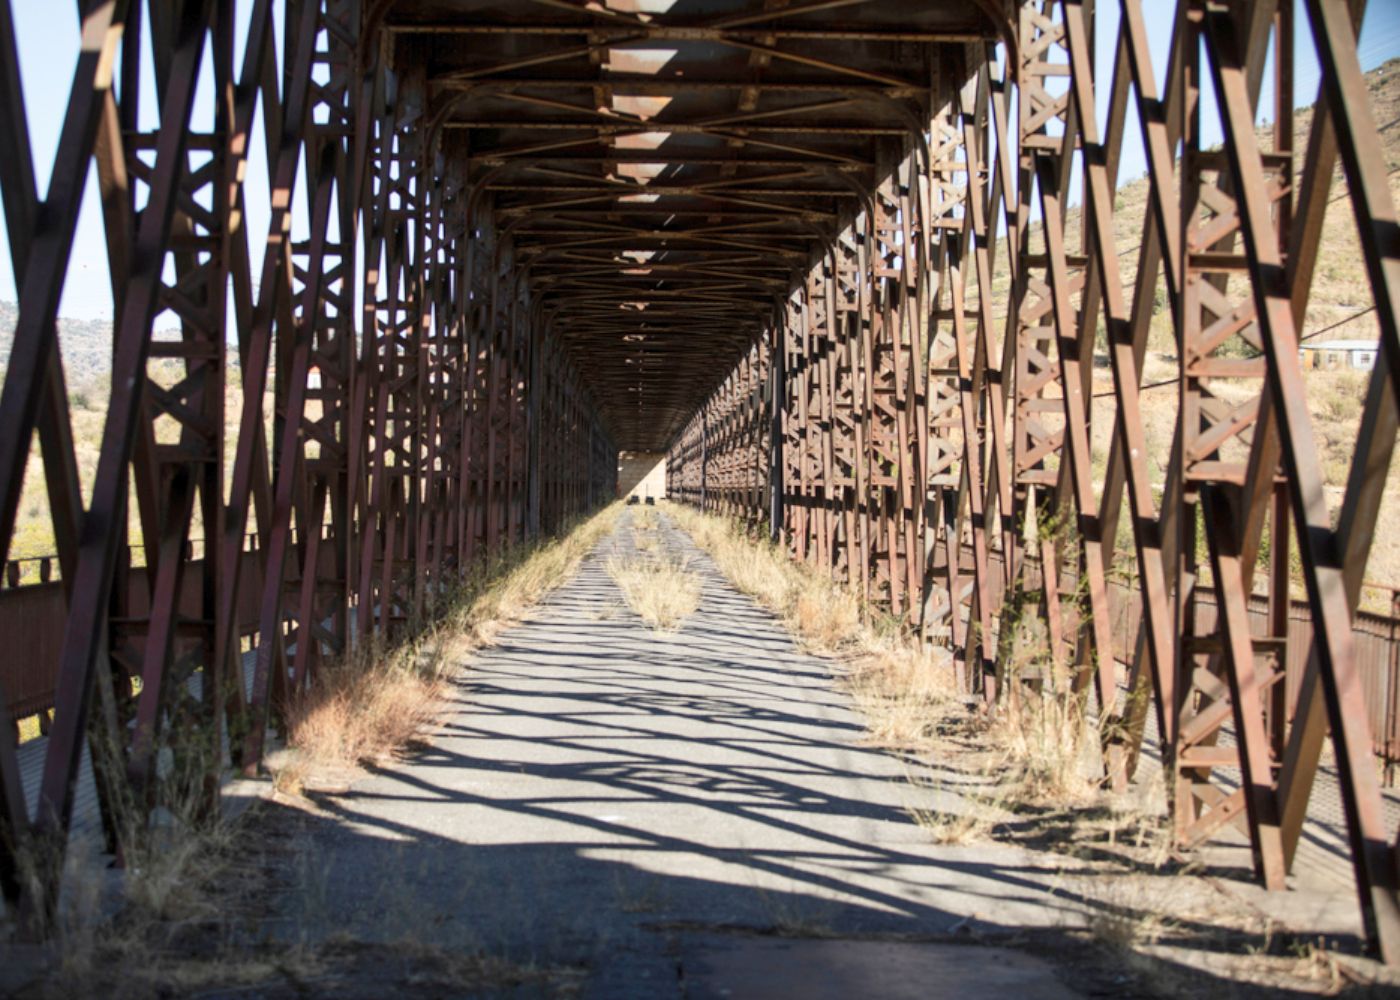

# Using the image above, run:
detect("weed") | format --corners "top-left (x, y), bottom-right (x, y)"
top-left (9, 751), bottom-right (301, 999)
top-left (606, 553), bottom-right (702, 631)
top-left (664, 503), bottom-right (955, 754)
top-left (901, 767), bottom-right (1005, 846)
top-left (282, 649), bottom-right (444, 771)
top-left (633, 506), bottom-right (660, 533)
top-left (281, 503), bottom-right (622, 773)
top-left (755, 881), bottom-right (836, 938)
top-left (846, 638), bottom-right (956, 752)
top-left (1082, 874), bottom-right (1180, 953)
top-left (988, 691), bottom-right (1100, 808)
top-left (612, 868), bottom-right (668, 914)
top-left (904, 800), bottom-right (995, 846)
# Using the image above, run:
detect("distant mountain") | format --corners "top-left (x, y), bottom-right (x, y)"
top-left (0, 301), bottom-right (114, 389)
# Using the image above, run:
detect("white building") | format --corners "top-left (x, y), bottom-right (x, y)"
top-left (1299, 339), bottom-right (1379, 371)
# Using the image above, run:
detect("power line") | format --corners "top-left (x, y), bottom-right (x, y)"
top-left (1300, 304), bottom-right (1379, 342)
top-left (1090, 304), bottom-right (1380, 398)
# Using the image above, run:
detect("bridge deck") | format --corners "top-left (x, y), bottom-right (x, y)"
top-left (240, 509), bottom-right (1371, 996)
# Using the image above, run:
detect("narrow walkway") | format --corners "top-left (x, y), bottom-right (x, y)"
top-left (276, 509), bottom-right (1084, 997)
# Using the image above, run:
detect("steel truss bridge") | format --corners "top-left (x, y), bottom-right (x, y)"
top-left (1, 0), bottom-right (1399, 967)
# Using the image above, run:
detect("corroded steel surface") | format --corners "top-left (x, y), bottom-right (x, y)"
top-left (0, 0), bottom-right (1397, 968)
top-left (666, 0), bottom-right (1400, 963)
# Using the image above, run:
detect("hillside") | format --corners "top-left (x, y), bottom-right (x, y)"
top-left (0, 300), bottom-right (117, 400)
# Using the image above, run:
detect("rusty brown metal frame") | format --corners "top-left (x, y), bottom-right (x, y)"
top-left (0, 0), bottom-right (615, 924)
top-left (666, 0), bottom-right (1400, 962)
top-left (2, 0), bottom-right (1398, 965)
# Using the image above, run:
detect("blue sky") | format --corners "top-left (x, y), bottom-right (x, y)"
top-left (1, 0), bottom-right (1398, 321)
top-left (1091, 1), bottom-right (1400, 183)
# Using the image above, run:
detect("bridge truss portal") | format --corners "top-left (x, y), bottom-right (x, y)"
top-left (1, 0), bottom-right (1398, 966)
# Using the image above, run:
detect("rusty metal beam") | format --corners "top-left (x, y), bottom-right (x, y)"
top-left (1, 0), bottom-right (1397, 967)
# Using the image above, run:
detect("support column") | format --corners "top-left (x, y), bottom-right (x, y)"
top-left (769, 323), bottom-right (785, 541)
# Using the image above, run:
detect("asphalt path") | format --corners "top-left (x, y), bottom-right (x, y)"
top-left (277, 509), bottom-right (1085, 998)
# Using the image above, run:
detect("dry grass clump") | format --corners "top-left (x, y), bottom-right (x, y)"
top-left (607, 553), bottom-right (702, 631)
top-left (9, 758), bottom-right (307, 1000)
top-left (847, 635), bottom-right (957, 751)
top-left (988, 691), bottom-right (1100, 807)
top-left (905, 800), bottom-right (996, 846)
top-left (663, 503), bottom-right (956, 750)
top-left (791, 575), bottom-right (861, 650)
top-left (983, 563), bottom-right (1103, 808)
top-left (664, 503), bottom-right (863, 653)
top-left (633, 509), bottom-right (662, 554)
top-left (1081, 874), bottom-right (1185, 956)
top-left (283, 503), bottom-right (621, 771)
top-left (901, 767), bottom-right (1006, 846)
top-left (283, 648), bottom-right (445, 770)
top-left (666, 506), bottom-right (795, 616)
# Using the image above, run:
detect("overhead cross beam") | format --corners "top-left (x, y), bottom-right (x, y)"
top-left (0, 0), bottom-right (1397, 973)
